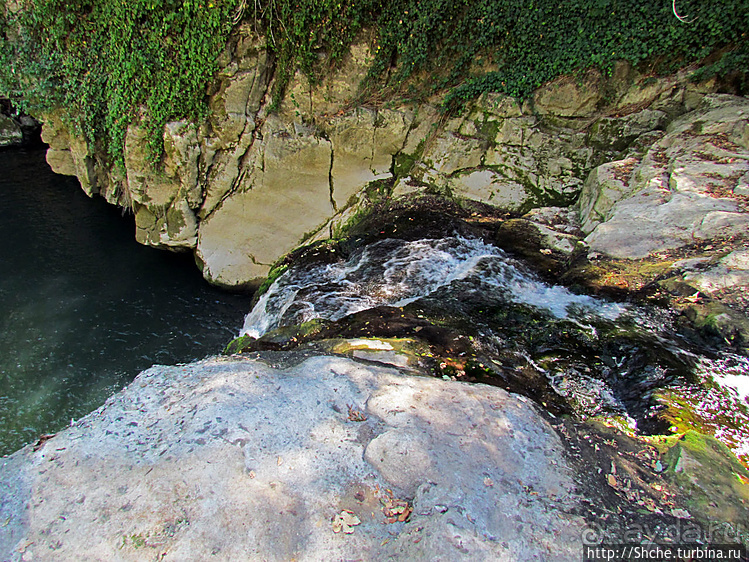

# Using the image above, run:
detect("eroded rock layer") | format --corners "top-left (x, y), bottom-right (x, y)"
top-left (40, 25), bottom-right (734, 289)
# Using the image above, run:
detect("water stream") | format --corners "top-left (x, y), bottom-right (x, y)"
top-left (243, 230), bottom-right (749, 459)
top-left (243, 236), bottom-right (626, 338)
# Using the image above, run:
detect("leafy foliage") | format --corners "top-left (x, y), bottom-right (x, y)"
top-left (369, 0), bottom-right (749, 107)
top-left (1, 0), bottom-right (746, 163)
top-left (0, 0), bottom-right (239, 164)
top-left (251, 0), bottom-right (381, 108)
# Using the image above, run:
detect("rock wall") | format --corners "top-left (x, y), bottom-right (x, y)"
top-left (40, 24), bottom-right (724, 288)
top-left (579, 95), bottom-right (749, 259)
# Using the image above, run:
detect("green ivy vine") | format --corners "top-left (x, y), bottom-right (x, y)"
top-left (0, 0), bottom-right (746, 166)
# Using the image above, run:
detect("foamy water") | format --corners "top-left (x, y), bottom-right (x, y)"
top-left (242, 236), bottom-right (626, 338)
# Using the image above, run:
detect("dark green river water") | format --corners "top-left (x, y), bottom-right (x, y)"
top-left (0, 147), bottom-right (251, 455)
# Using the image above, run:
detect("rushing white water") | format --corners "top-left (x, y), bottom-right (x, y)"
top-left (241, 236), bottom-right (626, 338)
top-left (698, 353), bottom-right (749, 402)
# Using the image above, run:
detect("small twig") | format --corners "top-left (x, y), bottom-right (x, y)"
top-left (672, 0), bottom-right (697, 23)
top-left (232, 0), bottom-right (247, 25)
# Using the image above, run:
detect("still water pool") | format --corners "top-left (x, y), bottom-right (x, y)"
top-left (0, 148), bottom-right (251, 455)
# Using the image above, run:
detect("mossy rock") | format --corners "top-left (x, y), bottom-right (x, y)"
top-left (257, 320), bottom-right (328, 348)
top-left (680, 301), bottom-right (749, 354)
top-left (323, 337), bottom-right (431, 371)
top-left (224, 320), bottom-right (329, 354)
top-left (224, 334), bottom-right (256, 355)
top-left (254, 264), bottom-right (289, 298)
top-left (662, 431), bottom-right (749, 528)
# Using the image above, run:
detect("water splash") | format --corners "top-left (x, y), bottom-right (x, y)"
top-left (242, 236), bottom-right (626, 338)
top-left (701, 354), bottom-right (749, 403)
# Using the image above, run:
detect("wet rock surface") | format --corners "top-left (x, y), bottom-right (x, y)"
top-left (0, 114), bottom-right (23, 147)
top-left (0, 103), bottom-right (40, 148)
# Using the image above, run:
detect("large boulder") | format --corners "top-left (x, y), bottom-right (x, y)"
top-left (577, 157), bottom-right (641, 234)
top-left (0, 353), bottom-right (587, 561)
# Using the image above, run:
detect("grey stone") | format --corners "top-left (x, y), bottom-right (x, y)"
top-left (583, 96), bottom-right (749, 258)
top-left (578, 158), bottom-right (640, 234)
top-left (0, 354), bottom-right (587, 561)
top-left (449, 168), bottom-right (532, 211)
top-left (421, 132), bottom-right (485, 176)
top-left (0, 115), bottom-right (23, 146)
top-left (684, 250), bottom-right (749, 294)
top-left (587, 110), bottom-right (667, 152)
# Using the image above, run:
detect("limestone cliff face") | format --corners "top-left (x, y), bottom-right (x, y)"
top-left (40, 24), bottom-right (723, 287)
top-left (579, 94), bottom-right (749, 259)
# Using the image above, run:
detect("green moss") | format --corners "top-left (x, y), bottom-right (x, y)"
top-left (331, 205), bottom-right (375, 240)
top-left (661, 431), bottom-right (749, 528)
top-left (393, 151), bottom-right (418, 178)
top-left (479, 117), bottom-right (501, 144)
top-left (255, 319), bottom-right (327, 347)
top-left (124, 533), bottom-right (149, 549)
top-left (165, 205), bottom-right (187, 238)
top-left (224, 334), bottom-right (255, 355)
top-left (255, 264), bottom-right (288, 298)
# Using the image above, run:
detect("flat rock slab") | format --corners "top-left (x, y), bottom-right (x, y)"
top-left (0, 354), bottom-right (586, 561)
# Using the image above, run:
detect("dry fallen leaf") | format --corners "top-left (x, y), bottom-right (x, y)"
top-left (347, 404), bottom-right (368, 422)
top-left (380, 494), bottom-right (413, 524)
top-left (332, 510), bottom-right (361, 534)
top-left (607, 474), bottom-right (618, 488)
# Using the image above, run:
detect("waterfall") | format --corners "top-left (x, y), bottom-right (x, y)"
top-left (242, 235), bottom-right (626, 338)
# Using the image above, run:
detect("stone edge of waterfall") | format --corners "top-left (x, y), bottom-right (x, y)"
top-left (2, 349), bottom-right (747, 559)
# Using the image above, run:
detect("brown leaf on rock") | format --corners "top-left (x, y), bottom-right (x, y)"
top-left (347, 404), bottom-right (368, 422)
top-left (332, 510), bottom-right (361, 534)
top-left (380, 492), bottom-right (413, 524)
